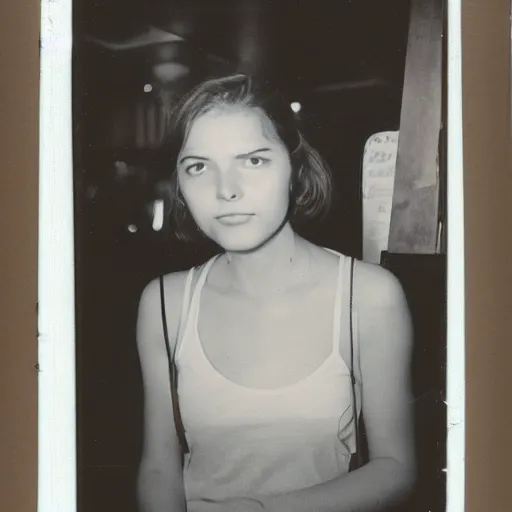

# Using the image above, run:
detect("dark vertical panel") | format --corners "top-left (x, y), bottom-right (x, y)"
top-left (381, 252), bottom-right (447, 512)
top-left (389, 0), bottom-right (443, 254)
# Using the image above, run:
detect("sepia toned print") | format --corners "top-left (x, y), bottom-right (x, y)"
top-left (73, 1), bottom-right (447, 511)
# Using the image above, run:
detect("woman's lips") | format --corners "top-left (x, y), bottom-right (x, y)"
top-left (215, 213), bottom-right (254, 226)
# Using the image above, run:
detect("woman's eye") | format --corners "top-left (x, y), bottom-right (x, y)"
top-left (186, 162), bottom-right (206, 175)
top-left (245, 156), bottom-right (268, 168)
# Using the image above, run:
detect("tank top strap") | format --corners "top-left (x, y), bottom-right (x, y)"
top-left (324, 250), bottom-right (361, 380)
top-left (176, 267), bottom-right (195, 339)
top-left (187, 254), bottom-right (221, 310)
top-left (344, 256), bottom-right (361, 383)
top-left (175, 254), bottom-right (220, 359)
top-left (331, 252), bottom-right (345, 353)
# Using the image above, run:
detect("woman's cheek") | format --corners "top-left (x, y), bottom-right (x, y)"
top-left (263, 170), bottom-right (292, 206)
top-left (252, 166), bottom-right (288, 192)
top-left (183, 183), bottom-right (215, 227)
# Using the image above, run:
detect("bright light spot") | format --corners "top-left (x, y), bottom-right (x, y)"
top-left (290, 102), bottom-right (301, 113)
top-left (144, 84), bottom-right (153, 93)
top-left (127, 224), bottom-right (138, 233)
top-left (152, 199), bottom-right (164, 232)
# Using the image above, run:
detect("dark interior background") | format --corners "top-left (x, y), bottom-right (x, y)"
top-left (73, 1), bottom-right (446, 511)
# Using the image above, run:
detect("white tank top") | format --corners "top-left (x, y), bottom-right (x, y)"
top-left (172, 250), bottom-right (361, 502)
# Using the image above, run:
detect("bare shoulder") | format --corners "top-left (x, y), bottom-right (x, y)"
top-left (141, 270), bottom-right (191, 303)
top-left (352, 259), bottom-right (409, 312)
top-left (136, 269), bottom-right (192, 354)
top-left (350, 262), bottom-right (413, 354)
top-left (138, 270), bottom-right (190, 319)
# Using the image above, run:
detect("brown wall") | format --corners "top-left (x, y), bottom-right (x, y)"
top-left (0, 1), bottom-right (39, 512)
top-left (462, 0), bottom-right (512, 510)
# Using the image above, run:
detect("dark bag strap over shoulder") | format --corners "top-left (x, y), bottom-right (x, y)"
top-left (349, 257), bottom-right (365, 471)
top-left (159, 274), bottom-right (189, 453)
top-left (159, 275), bottom-right (176, 391)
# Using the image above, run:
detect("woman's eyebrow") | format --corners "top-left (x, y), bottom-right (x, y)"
top-left (178, 155), bottom-right (209, 165)
top-left (235, 147), bottom-right (272, 159)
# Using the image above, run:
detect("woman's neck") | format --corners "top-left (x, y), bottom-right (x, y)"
top-left (222, 223), bottom-right (307, 297)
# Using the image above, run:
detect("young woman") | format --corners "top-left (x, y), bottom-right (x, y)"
top-left (136, 74), bottom-right (416, 512)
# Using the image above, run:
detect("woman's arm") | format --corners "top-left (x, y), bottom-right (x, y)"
top-left (136, 275), bottom-right (188, 512)
top-left (260, 263), bottom-right (416, 512)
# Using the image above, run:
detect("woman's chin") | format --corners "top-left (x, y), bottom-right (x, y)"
top-left (216, 238), bottom-right (265, 254)
top-left (210, 230), bottom-right (270, 254)
top-left (203, 217), bottom-right (288, 254)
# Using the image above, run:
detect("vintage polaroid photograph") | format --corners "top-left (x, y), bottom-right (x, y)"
top-left (39, 0), bottom-right (462, 511)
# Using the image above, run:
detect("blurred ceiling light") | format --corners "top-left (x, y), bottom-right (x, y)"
top-left (127, 224), bottom-right (138, 233)
top-left (290, 102), bottom-right (302, 113)
top-left (152, 62), bottom-right (190, 82)
top-left (144, 84), bottom-right (153, 93)
top-left (152, 199), bottom-right (164, 232)
top-left (85, 25), bottom-right (184, 51)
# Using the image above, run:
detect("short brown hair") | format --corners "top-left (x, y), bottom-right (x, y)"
top-left (160, 73), bottom-right (333, 241)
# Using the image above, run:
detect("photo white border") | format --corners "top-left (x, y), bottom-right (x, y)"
top-left (39, 1), bottom-right (75, 511)
top-left (446, 1), bottom-right (465, 511)
top-left (37, 1), bottom-right (465, 510)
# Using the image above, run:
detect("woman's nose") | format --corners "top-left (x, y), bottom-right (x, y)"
top-left (216, 170), bottom-right (242, 201)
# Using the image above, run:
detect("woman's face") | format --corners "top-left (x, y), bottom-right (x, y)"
top-left (177, 106), bottom-right (293, 252)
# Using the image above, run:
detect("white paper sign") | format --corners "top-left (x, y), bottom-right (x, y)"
top-left (362, 131), bottom-right (399, 263)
